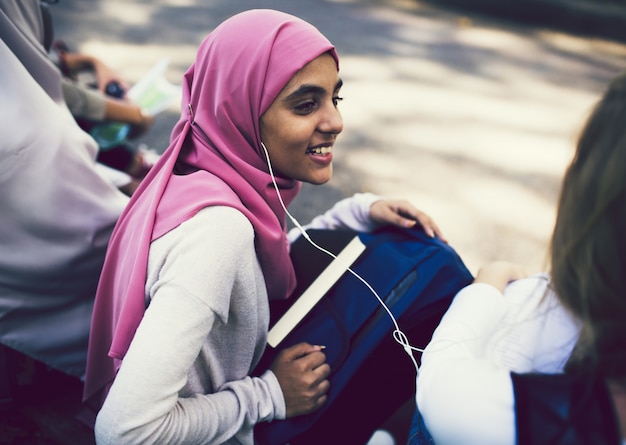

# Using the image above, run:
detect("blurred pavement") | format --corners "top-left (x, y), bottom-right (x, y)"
top-left (421, 0), bottom-right (626, 44)
top-left (50, 0), bottom-right (626, 275)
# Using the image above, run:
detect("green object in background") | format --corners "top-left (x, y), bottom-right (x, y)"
top-left (90, 123), bottom-right (131, 150)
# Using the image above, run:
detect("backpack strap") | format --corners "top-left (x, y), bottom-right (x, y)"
top-left (511, 371), bottom-right (621, 445)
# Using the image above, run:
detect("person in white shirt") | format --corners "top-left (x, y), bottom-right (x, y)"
top-left (413, 70), bottom-right (626, 444)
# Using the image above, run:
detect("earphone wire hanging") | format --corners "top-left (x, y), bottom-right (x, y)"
top-left (261, 142), bottom-right (421, 375)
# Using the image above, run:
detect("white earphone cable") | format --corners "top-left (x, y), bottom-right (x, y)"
top-left (261, 142), bottom-right (421, 374)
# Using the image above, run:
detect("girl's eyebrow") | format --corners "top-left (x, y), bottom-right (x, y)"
top-left (283, 79), bottom-right (343, 103)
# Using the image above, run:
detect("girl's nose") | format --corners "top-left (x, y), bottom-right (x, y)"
top-left (319, 105), bottom-right (343, 135)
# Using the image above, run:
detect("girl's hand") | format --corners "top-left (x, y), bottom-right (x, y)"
top-left (474, 261), bottom-right (527, 292)
top-left (271, 343), bottom-right (330, 418)
top-left (370, 198), bottom-right (446, 241)
top-left (92, 58), bottom-right (128, 94)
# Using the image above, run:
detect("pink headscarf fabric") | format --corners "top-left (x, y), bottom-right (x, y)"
top-left (84, 9), bottom-right (338, 406)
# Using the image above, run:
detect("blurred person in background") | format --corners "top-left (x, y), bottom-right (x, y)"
top-left (41, 0), bottom-right (159, 195)
top-left (0, 0), bottom-right (128, 385)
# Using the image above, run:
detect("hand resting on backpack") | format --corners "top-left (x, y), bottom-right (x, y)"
top-left (369, 198), bottom-right (446, 241)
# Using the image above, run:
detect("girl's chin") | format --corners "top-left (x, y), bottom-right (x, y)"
top-left (303, 168), bottom-right (333, 185)
top-left (307, 177), bottom-right (332, 186)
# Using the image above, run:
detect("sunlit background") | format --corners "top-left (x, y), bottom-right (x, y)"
top-left (51, 0), bottom-right (626, 275)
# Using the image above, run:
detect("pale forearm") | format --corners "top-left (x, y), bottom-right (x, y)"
top-left (104, 98), bottom-right (144, 125)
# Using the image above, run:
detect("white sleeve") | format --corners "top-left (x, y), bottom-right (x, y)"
top-left (95, 207), bottom-right (284, 445)
top-left (94, 162), bottom-right (133, 188)
top-left (416, 283), bottom-right (517, 445)
top-left (287, 192), bottom-right (382, 242)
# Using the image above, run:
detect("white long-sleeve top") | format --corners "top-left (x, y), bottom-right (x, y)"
top-left (416, 274), bottom-right (582, 445)
top-left (95, 193), bottom-right (381, 445)
top-left (287, 192), bottom-right (380, 242)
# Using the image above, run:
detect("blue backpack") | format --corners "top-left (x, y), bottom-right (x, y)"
top-left (512, 371), bottom-right (621, 445)
top-left (254, 226), bottom-right (474, 445)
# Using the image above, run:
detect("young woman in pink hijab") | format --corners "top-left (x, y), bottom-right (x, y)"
top-left (84, 9), bottom-right (443, 445)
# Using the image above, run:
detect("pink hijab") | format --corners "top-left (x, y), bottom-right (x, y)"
top-left (84, 9), bottom-right (338, 406)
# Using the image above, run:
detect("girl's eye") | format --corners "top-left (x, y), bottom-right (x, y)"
top-left (294, 100), bottom-right (317, 114)
top-left (292, 96), bottom-right (343, 114)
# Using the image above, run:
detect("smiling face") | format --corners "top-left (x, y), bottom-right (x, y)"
top-left (260, 53), bottom-right (343, 185)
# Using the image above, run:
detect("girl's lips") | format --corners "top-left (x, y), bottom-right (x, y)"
top-left (306, 145), bottom-right (333, 155)
top-left (307, 150), bottom-right (333, 165)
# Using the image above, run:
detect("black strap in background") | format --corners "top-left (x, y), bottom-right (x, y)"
top-left (512, 371), bottom-right (621, 445)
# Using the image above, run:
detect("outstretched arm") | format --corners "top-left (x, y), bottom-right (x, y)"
top-left (288, 193), bottom-right (446, 242)
top-left (369, 198), bottom-right (445, 240)
top-left (473, 261), bottom-right (527, 292)
top-left (59, 51), bottom-right (127, 93)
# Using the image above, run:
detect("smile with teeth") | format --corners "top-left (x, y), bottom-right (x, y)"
top-left (307, 146), bottom-right (332, 155)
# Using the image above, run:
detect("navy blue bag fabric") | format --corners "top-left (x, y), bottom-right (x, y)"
top-left (253, 226), bottom-right (473, 445)
top-left (512, 372), bottom-right (621, 445)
